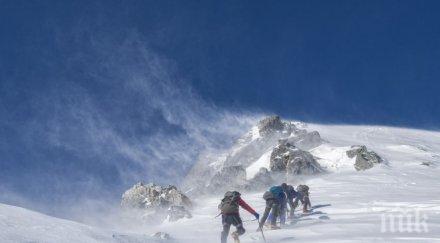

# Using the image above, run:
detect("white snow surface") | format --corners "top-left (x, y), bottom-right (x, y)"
top-left (0, 203), bottom-right (112, 243)
top-left (310, 144), bottom-right (356, 171)
top-left (251, 125), bottom-right (261, 140)
top-left (0, 203), bottom-right (169, 243)
top-left (2, 123), bottom-right (440, 242)
top-left (246, 149), bottom-right (272, 179)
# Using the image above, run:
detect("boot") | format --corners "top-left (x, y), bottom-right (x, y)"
top-left (303, 204), bottom-right (310, 213)
top-left (267, 224), bottom-right (281, 230)
top-left (231, 232), bottom-right (240, 243)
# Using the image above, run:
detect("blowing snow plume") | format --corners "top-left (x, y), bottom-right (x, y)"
top-left (0, 31), bottom-right (261, 224)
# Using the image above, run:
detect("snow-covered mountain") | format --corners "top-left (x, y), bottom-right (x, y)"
top-left (2, 118), bottom-right (440, 242)
top-left (183, 116), bottom-right (384, 194)
top-left (183, 116), bottom-right (327, 193)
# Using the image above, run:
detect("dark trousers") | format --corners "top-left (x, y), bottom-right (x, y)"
top-left (259, 199), bottom-right (280, 227)
top-left (221, 214), bottom-right (245, 243)
top-left (287, 199), bottom-right (295, 218)
top-left (269, 198), bottom-right (287, 225)
top-left (293, 192), bottom-right (311, 212)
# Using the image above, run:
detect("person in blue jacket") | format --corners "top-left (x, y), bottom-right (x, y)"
top-left (258, 185), bottom-right (286, 229)
top-left (267, 183), bottom-right (297, 225)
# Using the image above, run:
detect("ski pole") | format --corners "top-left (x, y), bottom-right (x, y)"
top-left (214, 213), bottom-right (221, 218)
top-left (257, 220), bottom-right (266, 243)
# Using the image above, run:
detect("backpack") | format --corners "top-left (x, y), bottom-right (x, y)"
top-left (269, 186), bottom-right (286, 202)
top-left (263, 191), bottom-right (275, 200)
top-left (219, 191), bottom-right (240, 214)
top-left (297, 185), bottom-right (309, 193)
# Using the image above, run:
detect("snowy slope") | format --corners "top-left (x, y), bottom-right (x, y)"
top-left (0, 203), bottom-right (113, 243)
top-left (2, 123), bottom-right (440, 242)
top-left (0, 203), bottom-right (161, 243)
top-left (309, 144), bottom-right (356, 171)
top-left (151, 124), bottom-right (440, 242)
top-left (246, 149), bottom-right (272, 179)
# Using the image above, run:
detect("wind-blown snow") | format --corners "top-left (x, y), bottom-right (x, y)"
top-left (2, 123), bottom-right (440, 242)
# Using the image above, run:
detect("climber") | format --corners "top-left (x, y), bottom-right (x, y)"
top-left (292, 184), bottom-right (312, 213)
top-left (281, 183), bottom-right (297, 221)
top-left (266, 183), bottom-right (297, 225)
top-left (259, 185), bottom-right (286, 229)
top-left (218, 191), bottom-right (259, 243)
top-left (278, 183), bottom-right (297, 224)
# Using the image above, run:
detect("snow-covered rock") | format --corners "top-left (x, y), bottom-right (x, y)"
top-left (183, 116), bottom-right (324, 194)
top-left (270, 140), bottom-right (324, 175)
top-left (151, 232), bottom-right (172, 240)
top-left (421, 161), bottom-right (434, 166)
top-left (257, 115), bottom-right (289, 136)
top-left (346, 145), bottom-right (383, 171)
top-left (122, 183), bottom-right (192, 209)
top-left (121, 182), bottom-right (191, 223)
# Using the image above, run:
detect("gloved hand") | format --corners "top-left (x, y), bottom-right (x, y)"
top-left (254, 212), bottom-right (260, 220)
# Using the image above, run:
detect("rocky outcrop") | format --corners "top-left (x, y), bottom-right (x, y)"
top-left (182, 115), bottom-right (324, 194)
top-left (421, 162), bottom-right (433, 166)
top-left (207, 165), bottom-right (247, 192)
top-left (270, 140), bottom-right (324, 175)
top-left (121, 182), bottom-right (192, 223)
top-left (346, 145), bottom-right (383, 171)
top-left (258, 116), bottom-right (288, 136)
top-left (223, 117), bottom-right (323, 169)
top-left (151, 232), bottom-right (172, 240)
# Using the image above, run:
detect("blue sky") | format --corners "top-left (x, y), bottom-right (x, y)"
top-left (1, 1), bottom-right (440, 218)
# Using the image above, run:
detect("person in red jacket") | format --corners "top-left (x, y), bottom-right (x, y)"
top-left (218, 191), bottom-right (259, 243)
